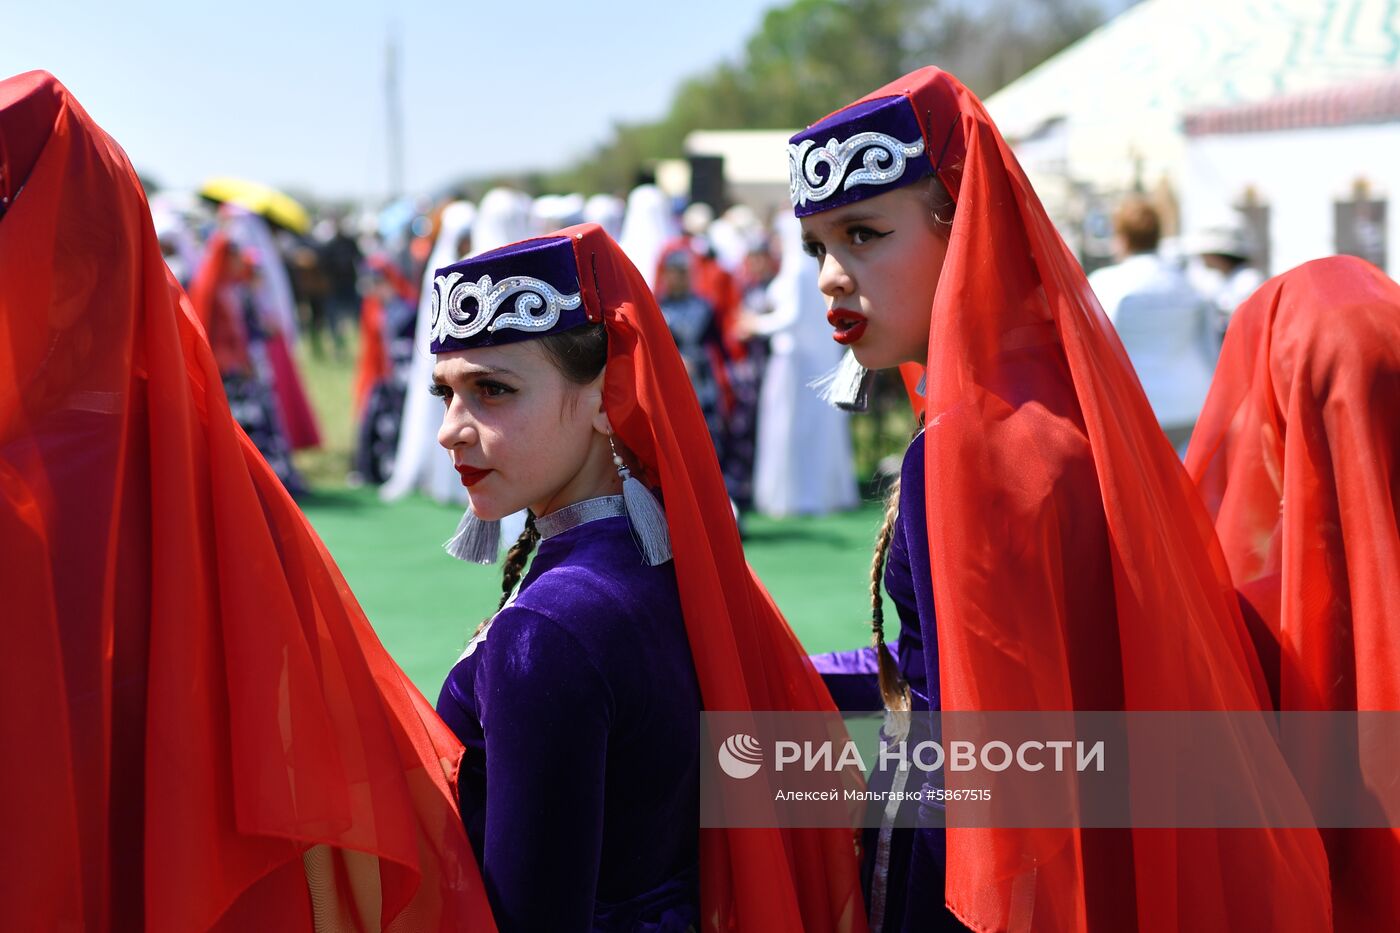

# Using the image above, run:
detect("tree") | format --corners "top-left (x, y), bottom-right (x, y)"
top-left (541, 0), bottom-right (1118, 195)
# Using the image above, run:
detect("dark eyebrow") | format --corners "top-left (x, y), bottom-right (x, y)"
top-left (805, 208), bottom-right (886, 237)
top-left (433, 364), bottom-right (519, 384)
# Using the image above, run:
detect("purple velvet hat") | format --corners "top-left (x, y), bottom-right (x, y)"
top-left (430, 235), bottom-right (597, 354)
top-left (787, 94), bottom-right (934, 217)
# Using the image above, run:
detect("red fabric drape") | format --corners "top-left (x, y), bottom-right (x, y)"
top-left (264, 330), bottom-right (321, 450)
top-left (559, 223), bottom-right (866, 932)
top-left (353, 291), bottom-right (388, 418)
top-left (1186, 255), bottom-right (1400, 930)
top-left (818, 67), bottom-right (1332, 932)
top-left (0, 70), bottom-right (494, 932)
top-left (352, 256), bottom-right (417, 419)
top-left (189, 228), bottom-right (321, 450)
top-left (187, 232), bottom-right (254, 375)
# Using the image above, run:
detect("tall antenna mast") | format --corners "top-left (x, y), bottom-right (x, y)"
top-left (385, 24), bottom-right (405, 199)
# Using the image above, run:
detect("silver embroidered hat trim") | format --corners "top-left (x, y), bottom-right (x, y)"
top-left (430, 271), bottom-right (583, 346)
top-left (534, 495), bottom-right (627, 540)
top-left (788, 131), bottom-right (926, 208)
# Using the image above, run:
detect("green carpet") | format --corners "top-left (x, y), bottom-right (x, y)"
top-left (294, 338), bottom-right (889, 697)
top-left (301, 489), bottom-right (885, 696)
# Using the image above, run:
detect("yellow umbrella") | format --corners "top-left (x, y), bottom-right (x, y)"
top-left (199, 176), bottom-right (312, 235)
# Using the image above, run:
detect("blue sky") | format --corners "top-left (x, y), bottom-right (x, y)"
top-left (8, 0), bottom-right (780, 201)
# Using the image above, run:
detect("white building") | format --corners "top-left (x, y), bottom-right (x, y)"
top-left (1182, 73), bottom-right (1400, 276)
top-left (983, 0), bottom-right (1400, 258)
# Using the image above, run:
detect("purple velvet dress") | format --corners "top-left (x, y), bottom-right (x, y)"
top-left (810, 431), bottom-right (967, 932)
top-left (437, 507), bottom-right (701, 932)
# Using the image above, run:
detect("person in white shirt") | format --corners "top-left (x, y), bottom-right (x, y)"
top-left (1183, 223), bottom-right (1266, 344)
top-left (1088, 197), bottom-right (1216, 450)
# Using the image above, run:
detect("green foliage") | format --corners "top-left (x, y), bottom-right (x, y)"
top-left (541, 0), bottom-right (1111, 195)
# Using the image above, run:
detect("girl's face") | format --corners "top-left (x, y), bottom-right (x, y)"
top-left (659, 260), bottom-right (690, 299)
top-left (798, 182), bottom-right (949, 370)
top-left (433, 341), bottom-right (613, 520)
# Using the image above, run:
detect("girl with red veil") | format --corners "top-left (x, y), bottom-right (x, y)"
top-left (427, 223), bottom-right (867, 930)
top-left (794, 67), bottom-right (1331, 932)
top-left (352, 251), bottom-right (421, 484)
top-left (187, 229), bottom-right (305, 494)
top-left (1186, 255), bottom-right (1400, 931)
top-left (0, 70), bottom-right (493, 931)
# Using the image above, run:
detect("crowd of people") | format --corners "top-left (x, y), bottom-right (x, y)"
top-left (358, 183), bottom-right (858, 525)
top-left (149, 142), bottom-right (1264, 518)
top-left (5, 61), bottom-right (1399, 933)
top-left (146, 163), bottom-right (864, 526)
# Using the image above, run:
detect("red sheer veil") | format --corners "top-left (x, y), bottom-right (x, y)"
top-left (1187, 255), bottom-right (1400, 930)
top-left (0, 70), bottom-right (493, 931)
top-left (807, 67), bottom-right (1331, 932)
top-left (557, 223), bottom-right (867, 932)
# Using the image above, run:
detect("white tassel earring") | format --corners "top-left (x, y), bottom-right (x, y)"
top-left (444, 506), bottom-right (501, 564)
top-left (610, 436), bottom-right (672, 566)
top-left (810, 348), bottom-right (873, 412)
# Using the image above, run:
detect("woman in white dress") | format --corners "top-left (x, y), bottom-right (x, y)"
top-left (750, 214), bottom-right (858, 517)
top-left (618, 183), bottom-right (675, 291)
top-left (382, 190), bottom-right (534, 504)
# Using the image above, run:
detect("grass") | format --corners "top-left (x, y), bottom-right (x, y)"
top-left (293, 334), bottom-right (892, 696)
top-left (293, 335), bottom-right (359, 489)
top-left (303, 487), bottom-right (886, 695)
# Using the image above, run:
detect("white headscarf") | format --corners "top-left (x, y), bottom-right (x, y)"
top-left (709, 204), bottom-right (762, 274)
top-left (583, 194), bottom-right (625, 240)
top-left (221, 206), bottom-right (300, 341)
top-left (752, 213), bottom-right (856, 516)
top-left (752, 215), bottom-right (827, 359)
top-left (379, 198), bottom-right (477, 504)
top-left (150, 194), bottom-right (201, 288)
top-left (471, 188), bottom-right (535, 255)
top-left (532, 193), bottom-right (585, 234)
top-left (619, 184), bottom-right (676, 290)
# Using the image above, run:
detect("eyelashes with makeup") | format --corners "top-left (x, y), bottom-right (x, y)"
top-left (801, 226), bottom-right (893, 258)
top-left (476, 380), bottom-right (515, 398)
top-left (428, 380), bottom-right (516, 404)
top-left (850, 226), bottom-right (892, 245)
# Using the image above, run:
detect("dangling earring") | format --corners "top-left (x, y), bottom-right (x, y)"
top-left (444, 505), bottom-right (500, 564)
top-left (810, 348), bottom-right (872, 412)
top-left (610, 436), bottom-right (672, 566)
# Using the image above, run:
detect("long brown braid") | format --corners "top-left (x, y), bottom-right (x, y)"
top-left (870, 476), bottom-right (911, 714)
top-left (498, 512), bottom-right (541, 610)
top-left (465, 514), bottom-right (541, 642)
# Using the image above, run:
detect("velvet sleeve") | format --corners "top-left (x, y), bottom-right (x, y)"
top-left (808, 647), bottom-right (882, 711)
top-left (478, 606), bottom-right (613, 932)
top-left (887, 433), bottom-right (938, 710)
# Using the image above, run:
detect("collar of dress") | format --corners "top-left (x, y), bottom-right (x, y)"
top-left (534, 495), bottom-right (627, 540)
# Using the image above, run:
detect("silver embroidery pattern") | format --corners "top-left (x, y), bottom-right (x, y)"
top-left (431, 271), bottom-right (582, 345)
top-left (788, 131), bottom-right (926, 208)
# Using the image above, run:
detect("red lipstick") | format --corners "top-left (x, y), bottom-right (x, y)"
top-left (827, 308), bottom-right (868, 346)
top-left (455, 465), bottom-right (492, 487)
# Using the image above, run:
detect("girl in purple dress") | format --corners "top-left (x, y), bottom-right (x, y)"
top-left (426, 225), bottom-right (865, 931)
top-left (428, 233), bottom-right (700, 932)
